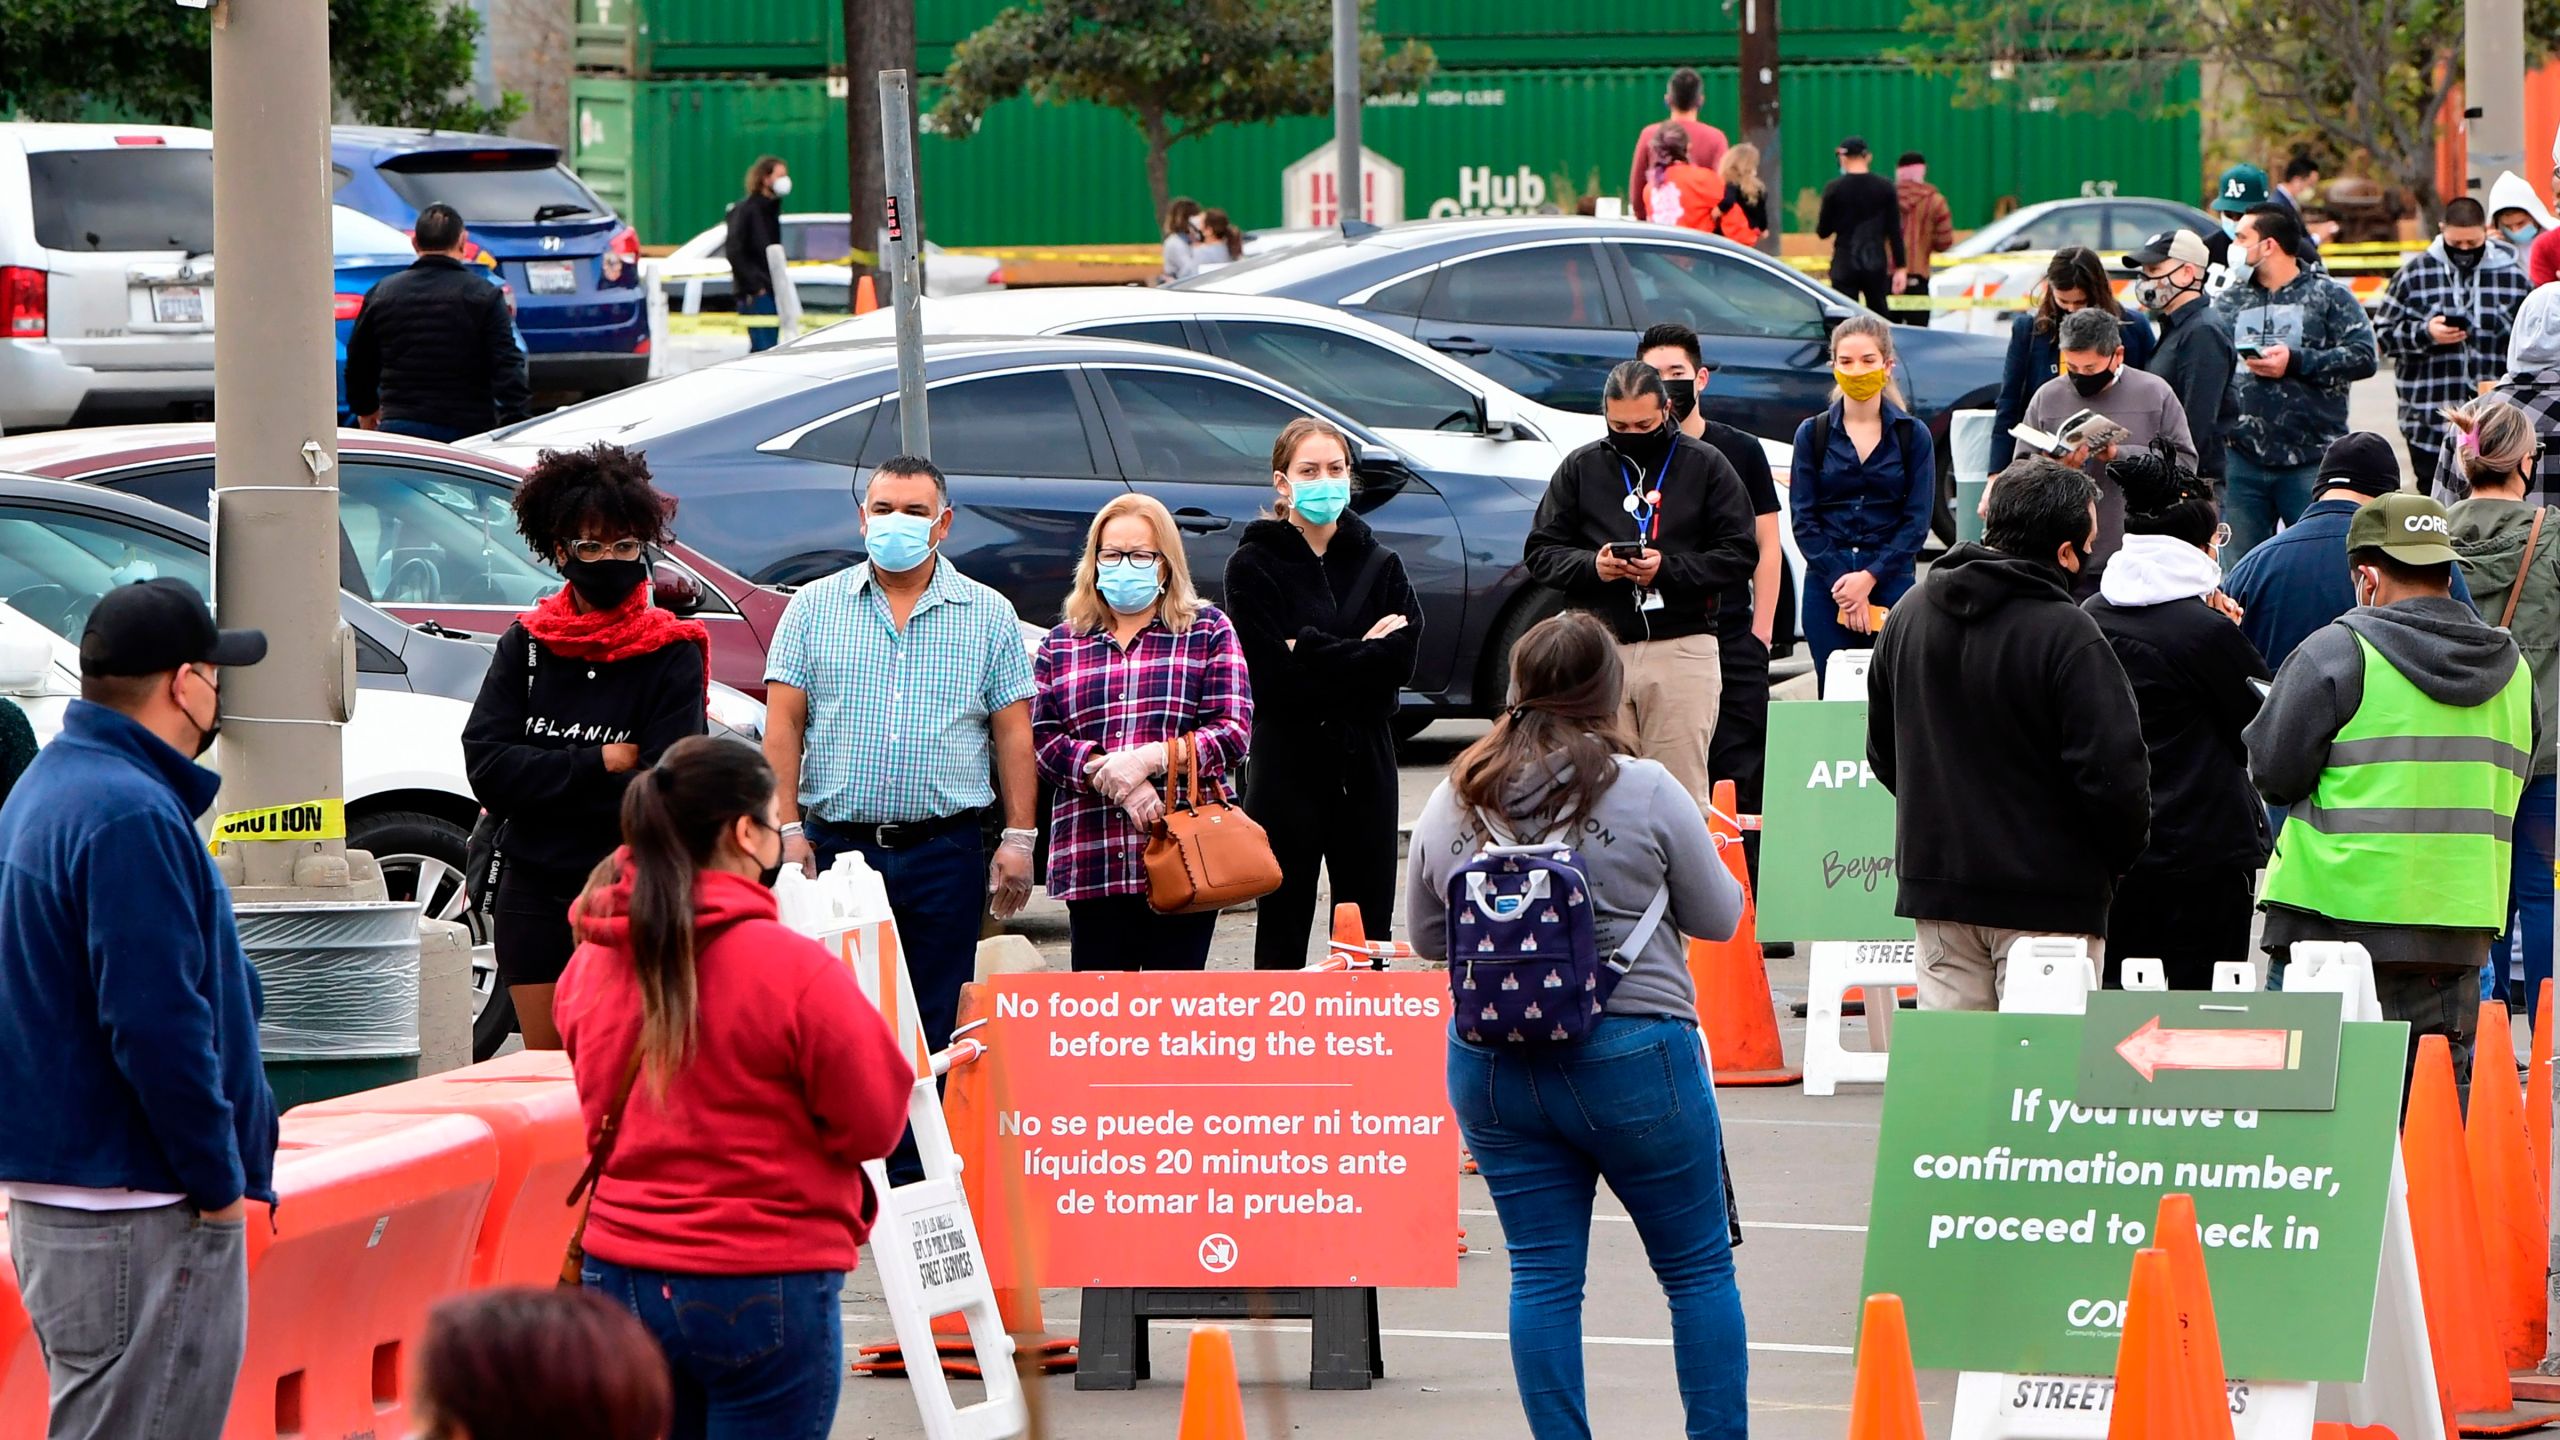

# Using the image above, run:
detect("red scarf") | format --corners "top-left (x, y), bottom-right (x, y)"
top-left (520, 584), bottom-right (712, 697)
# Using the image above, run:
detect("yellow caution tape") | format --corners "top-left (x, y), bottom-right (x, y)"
top-left (210, 797), bottom-right (345, 849)
top-left (663, 312), bottom-right (854, 336)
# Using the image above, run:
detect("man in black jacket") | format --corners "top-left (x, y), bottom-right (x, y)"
top-left (1525, 360), bottom-right (1757, 812)
top-left (345, 203), bottom-right (529, 442)
top-left (1868, 457), bottom-right (2152, 1009)
top-left (2126, 228), bottom-right (2235, 484)
top-left (1816, 136), bottom-right (1906, 318)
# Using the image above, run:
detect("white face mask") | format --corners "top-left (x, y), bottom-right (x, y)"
top-left (770, 174), bottom-right (793, 198)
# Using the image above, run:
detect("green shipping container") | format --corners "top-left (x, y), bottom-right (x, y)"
top-left (575, 0), bottom-right (843, 76)
top-left (571, 76), bottom-right (852, 246)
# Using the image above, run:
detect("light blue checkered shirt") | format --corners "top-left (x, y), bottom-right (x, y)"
top-left (765, 559), bottom-right (1036, 824)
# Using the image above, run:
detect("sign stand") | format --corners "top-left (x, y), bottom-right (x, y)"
top-left (775, 858), bottom-right (1029, 1440)
top-left (1073, 1286), bottom-right (1383, 1391)
top-left (1943, 939), bottom-right (2442, 1440)
top-left (1798, 652), bottom-right (1914, 1095)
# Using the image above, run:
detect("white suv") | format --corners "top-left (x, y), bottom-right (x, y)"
top-left (0, 124), bottom-right (217, 432)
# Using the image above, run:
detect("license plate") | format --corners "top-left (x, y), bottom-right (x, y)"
top-left (152, 285), bottom-right (204, 325)
top-left (526, 261), bottom-right (578, 295)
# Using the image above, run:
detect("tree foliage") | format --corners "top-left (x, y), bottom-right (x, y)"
top-left (932, 0), bottom-right (1436, 230)
top-left (1, 0), bottom-right (522, 132)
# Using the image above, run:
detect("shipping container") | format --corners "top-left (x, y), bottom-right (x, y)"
top-left (569, 63), bottom-right (2201, 251)
top-left (574, 0), bottom-right (842, 76)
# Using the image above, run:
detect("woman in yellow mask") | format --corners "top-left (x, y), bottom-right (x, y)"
top-left (1789, 313), bottom-right (1939, 689)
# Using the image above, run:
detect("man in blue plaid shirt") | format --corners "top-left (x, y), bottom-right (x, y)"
top-left (763, 454), bottom-right (1038, 1072)
top-left (2376, 196), bottom-right (2536, 496)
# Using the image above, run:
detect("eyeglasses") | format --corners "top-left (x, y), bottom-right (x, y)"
top-left (1098, 548), bottom-right (1163, 569)
top-left (2212, 522), bottom-right (2233, 548)
top-left (567, 538), bottom-right (647, 563)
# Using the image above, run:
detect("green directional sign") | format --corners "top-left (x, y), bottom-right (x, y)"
top-left (2077, 992), bottom-right (2344, 1112)
top-left (1860, 1011), bottom-right (2404, 1381)
top-left (1758, 701), bottom-right (1911, 942)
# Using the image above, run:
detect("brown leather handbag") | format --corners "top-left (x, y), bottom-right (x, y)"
top-left (1142, 732), bottom-right (1282, 914)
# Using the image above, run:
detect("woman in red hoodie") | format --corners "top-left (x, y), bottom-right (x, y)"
top-left (556, 735), bottom-right (913, 1440)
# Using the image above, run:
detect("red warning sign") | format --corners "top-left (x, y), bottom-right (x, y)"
top-left (979, 971), bottom-right (1459, 1289)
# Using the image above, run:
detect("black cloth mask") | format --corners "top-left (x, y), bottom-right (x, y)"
top-left (562, 556), bottom-right (650, 609)
top-left (2447, 243), bottom-right (2488, 273)
top-left (1662, 379), bottom-right (1699, 423)
top-left (2069, 368), bottom-right (2117, 398)
top-left (1605, 423), bottom-right (1674, 472)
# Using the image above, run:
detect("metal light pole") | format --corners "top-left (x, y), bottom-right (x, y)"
top-left (2464, 0), bottom-right (2526, 205)
top-left (1333, 0), bottom-right (1361, 227)
top-left (880, 69), bottom-right (929, 455)
top-left (1740, 0), bottom-right (1781, 255)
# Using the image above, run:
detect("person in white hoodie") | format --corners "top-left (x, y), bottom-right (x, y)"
top-left (2081, 443), bottom-right (2273, 986)
top-left (2487, 169), bottom-right (2558, 261)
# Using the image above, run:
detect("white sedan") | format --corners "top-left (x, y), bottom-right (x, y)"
top-left (653, 213), bottom-right (1004, 309)
top-left (1925, 195), bottom-right (2223, 335)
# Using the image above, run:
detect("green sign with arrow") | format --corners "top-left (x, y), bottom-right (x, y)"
top-left (2077, 992), bottom-right (2343, 1112)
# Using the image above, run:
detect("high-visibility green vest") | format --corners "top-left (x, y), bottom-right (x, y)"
top-left (2261, 633), bottom-right (2532, 928)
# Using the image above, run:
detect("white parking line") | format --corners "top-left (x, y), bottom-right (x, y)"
top-left (1457, 1208), bottom-right (1867, 1233)
top-left (839, 1312), bottom-right (1854, 1359)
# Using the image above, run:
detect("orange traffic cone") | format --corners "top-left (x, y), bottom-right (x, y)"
top-left (2111, 1247), bottom-right (2215, 1440)
top-left (1692, 779), bottom-right (1801, 1086)
top-left (1177, 1325), bottom-right (1247, 1440)
top-left (1849, 1295), bottom-right (1926, 1440)
top-left (2405, 1034), bottom-right (2518, 1421)
top-left (2152, 1195), bottom-right (2235, 1440)
top-left (854, 273), bottom-right (880, 314)
top-left (2469, 1001), bottom-right (2546, 1369)
top-left (2529, 979), bottom-right (2553, 1225)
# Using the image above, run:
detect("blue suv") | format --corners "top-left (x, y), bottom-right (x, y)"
top-left (331, 128), bottom-right (647, 401)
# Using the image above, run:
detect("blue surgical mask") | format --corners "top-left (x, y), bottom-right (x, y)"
top-left (2220, 217), bottom-right (2242, 239)
top-left (2507, 222), bottom-right (2545, 248)
top-left (1096, 559), bottom-right (1165, 615)
top-left (864, 511), bottom-right (939, 573)
top-left (1287, 478), bottom-right (1351, 526)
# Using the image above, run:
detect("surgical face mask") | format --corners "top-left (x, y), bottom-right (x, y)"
top-left (561, 555), bottom-right (650, 610)
top-left (1835, 367), bottom-right (1891, 404)
top-left (1287, 477), bottom-right (1351, 527)
top-left (2220, 217), bottom-right (2243, 239)
top-left (2222, 243), bottom-right (2258, 293)
top-left (177, 665), bottom-right (219, 759)
top-left (770, 174), bottom-right (793, 198)
top-left (864, 510), bottom-right (940, 573)
top-left (2505, 222), bottom-right (2543, 248)
top-left (1095, 558), bottom-right (1165, 615)
top-left (2068, 365), bottom-right (2118, 398)
top-left (1662, 377), bottom-right (1699, 423)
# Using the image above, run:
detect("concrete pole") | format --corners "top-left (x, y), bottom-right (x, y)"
top-left (1740, 0), bottom-right (1781, 256)
top-left (880, 69), bottom-right (929, 456)
top-left (1333, 0), bottom-right (1361, 227)
top-left (2465, 0), bottom-right (2527, 204)
top-left (210, 0), bottom-right (352, 893)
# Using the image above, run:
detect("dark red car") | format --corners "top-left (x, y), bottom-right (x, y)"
top-left (0, 424), bottom-right (788, 697)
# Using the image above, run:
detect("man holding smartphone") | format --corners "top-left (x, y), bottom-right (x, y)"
top-left (1526, 360), bottom-right (1758, 811)
top-left (2213, 204), bottom-right (2378, 567)
top-left (2376, 195), bottom-right (2535, 496)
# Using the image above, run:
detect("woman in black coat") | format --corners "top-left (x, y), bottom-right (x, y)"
top-left (724, 155), bottom-right (788, 353)
top-left (1223, 418), bottom-right (1421, 970)
top-left (2081, 444), bottom-right (2269, 987)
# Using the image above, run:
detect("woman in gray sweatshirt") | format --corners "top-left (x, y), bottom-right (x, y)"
top-left (1403, 610), bottom-right (1749, 1440)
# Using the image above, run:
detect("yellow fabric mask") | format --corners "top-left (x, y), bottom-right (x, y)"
top-left (1835, 367), bottom-right (1891, 403)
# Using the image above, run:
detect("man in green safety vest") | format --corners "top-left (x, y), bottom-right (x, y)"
top-left (2247, 492), bottom-right (2537, 1087)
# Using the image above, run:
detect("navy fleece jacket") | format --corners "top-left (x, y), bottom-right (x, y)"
top-left (0, 702), bottom-right (278, 1209)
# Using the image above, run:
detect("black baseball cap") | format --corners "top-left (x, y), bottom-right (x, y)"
top-left (80, 579), bottom-right (267, 678)
top-left (1838, 136), bottom-right (1871, 157)
top-left (2315, 432), bottom-right (2406, 498)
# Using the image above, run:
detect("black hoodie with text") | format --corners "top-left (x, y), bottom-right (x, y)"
top-left (1867, 543), bottom-right (2152, 934)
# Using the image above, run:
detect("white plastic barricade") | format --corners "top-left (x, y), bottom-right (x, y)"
top-left (1803, 938), bottom-right (1918, 1095)
top-left (1998, 936), bottom-right (2098, 1014)
top-left (1823, 648), bottom-right (1874, 700)
top-left (774, 855), bottom-right (1027, 1440)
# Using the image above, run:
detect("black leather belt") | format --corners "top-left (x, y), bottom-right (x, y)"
top-left (813, 810), bottom-right (981, 850)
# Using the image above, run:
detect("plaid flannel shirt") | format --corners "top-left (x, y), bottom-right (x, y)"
top-left (2431, 370), bottom-right (2560, 507)
top-left (1032, 606), bottom-right (1253, 902)
top-left (2376, 241), bottom-right (2537, 458)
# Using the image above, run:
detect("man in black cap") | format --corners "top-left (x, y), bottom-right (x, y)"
top-left (2126, 228), bottom-right (2236, 485)
top-left (2224, 432), bottom-right (2475, 672)
top-left (1817, 135), bottom-right (1906, 318)
top-left (0, 578), bottom-right (276, 1440)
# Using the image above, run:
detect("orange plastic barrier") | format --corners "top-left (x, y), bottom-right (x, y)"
top-left (2467, 1002), bottom-right (2546, 1369)
top-left (1849, 1294), bottom-right (1926, 1440)
top-left (0, 1210), bottom-right (47, 1437)
top-left (1693, 778), bottom-right (1801, 1087)
top-left (2403, 1034), bottom-right (2516, 1422)
top-left (225, 1110), bottom-right (499, 1440)
top-left (292, 1049), bottom-right (586, 1288)
top-left (2530, 980), bottom-right (2553, 1226)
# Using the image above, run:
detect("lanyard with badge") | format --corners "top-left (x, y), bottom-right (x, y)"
top-left (1618, 449), bottom-right (1671, 613)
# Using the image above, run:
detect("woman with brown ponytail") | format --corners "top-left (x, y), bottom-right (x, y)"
top-left (555, 735), bottom-right (912, 1440)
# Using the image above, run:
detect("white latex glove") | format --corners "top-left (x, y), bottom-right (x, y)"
top-left (987, 830), bottom-right (1035, 919)
top-left (1120, 785), bottom-right (1166, 829)
top-left (1089, 742), bottom-right (1168, 802)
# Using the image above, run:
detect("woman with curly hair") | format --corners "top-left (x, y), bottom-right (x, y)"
top-left (463, 441), bottom-right (708, 1049)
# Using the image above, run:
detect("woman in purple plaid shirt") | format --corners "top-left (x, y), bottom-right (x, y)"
top-left (1034, 494), bottom-right (1254, 970)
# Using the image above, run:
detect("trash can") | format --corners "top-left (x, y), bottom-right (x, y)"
top-left (1950, 408), bottom-right (1997, 545)
top-left (242, 899), bottom-right (423, 1108)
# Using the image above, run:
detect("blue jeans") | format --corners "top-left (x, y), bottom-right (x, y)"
top-left (2222, 455), bottom-right (2321, 569)
top-left (1803, 561), bottom-right (1915, 695)
top-left (1447, 1016), bottom-right (1748, 1440)
top-left (582, 1259), bottom-right (845, 1440)
top-left (2488, 774), bottom-right (2557, 1007)
top-left (741, 291), bottom-right (780, 352)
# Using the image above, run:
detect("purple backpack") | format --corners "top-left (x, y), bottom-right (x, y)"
top-left (1447, 811), bottom-right (1670, 1045)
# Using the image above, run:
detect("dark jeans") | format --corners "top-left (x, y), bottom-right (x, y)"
top-left (2222, 455), bottom-right (2321, 569)
top-left (741, 292), bottom-right (780, 352)
top-left (1067, 895), bottom-right (1217, 971)
top-left (1833, 267), bottom-right (1894, 318)
top-left (2103, 866), bottom-right (2257, 990)
top-left (10, 1200), bottom-right (248, 1440)
top-left (378, 417), bottom-right (471, 443)
top-left (1706, 629), bottom-right (1771, 886)
top-left (805, 819), bottom-right (982, 1056)
top-left (582, 1258), bottom-right (845, 1440)
top-left (1803, 562), bottom-right (1915, 693)
top-left (1448, 1016), bottom-right (1748, 1440)
top-left (1244, 730), bottom-right (1399, 970)
top-left (2488, 774), bottom-right (2557, 1009)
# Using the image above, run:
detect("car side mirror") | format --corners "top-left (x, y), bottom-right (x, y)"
top-left (1355, 442), bottom-right (1413, 498)
top-left (1821, 303), bottom-right (1858, 335)
top-left (652, 563), bottom-right (706, 618)
top-left (1998, 234), bottom-right (2036, 254)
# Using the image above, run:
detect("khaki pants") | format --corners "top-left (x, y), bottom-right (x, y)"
top-left (1617, 633), bottom-right (1722, 812)
top-left (1913, 920), bottom-right (2105, 1011)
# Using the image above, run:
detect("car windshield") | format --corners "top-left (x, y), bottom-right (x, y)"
top-left (27, 148), bottom-right (215, 253)
top-left (379, 154), bottom-right (605, 224)
top-left (0, 508), bottom-right (210, 644)
top-left (332, 205), bottom-right (414, 259)
top-left (340, 466), bottom-right (561, 608)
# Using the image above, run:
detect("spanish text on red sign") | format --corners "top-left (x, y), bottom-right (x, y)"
top-left (983, 972), bottom-right (1459, 1289)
